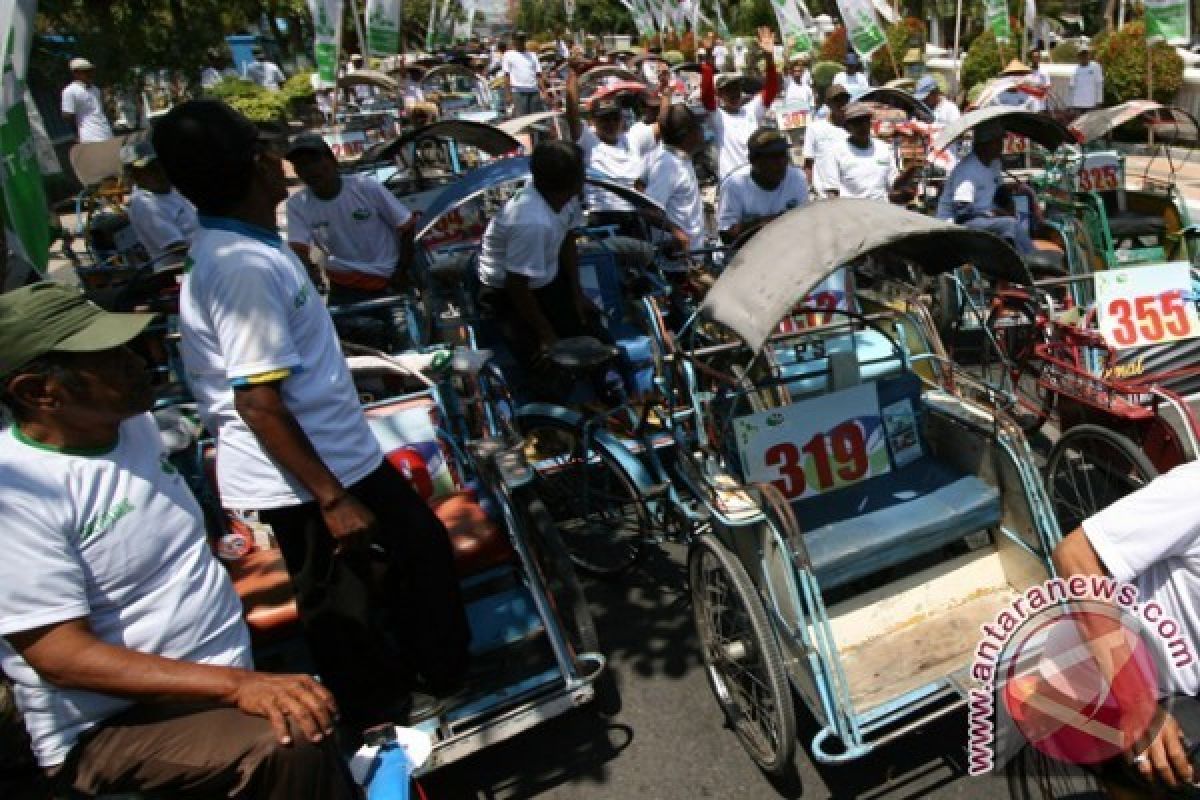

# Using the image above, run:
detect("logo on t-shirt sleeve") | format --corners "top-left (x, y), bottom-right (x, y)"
top-left (352, 208), bottom-right (372, 221)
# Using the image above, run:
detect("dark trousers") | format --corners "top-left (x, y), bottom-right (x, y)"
top-left (54, 704), bottom-right (358, 799)
top-left (511, 89), bottom-right (544, 115)
top-left (258, 462), bottom-right (470, 725)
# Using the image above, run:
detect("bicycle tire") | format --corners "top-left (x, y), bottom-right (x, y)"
top-left (1044, 423), bottom-right (1158, 535)
top-left (689, 533), bottom-right (797, 778)
top-left (983, 298), bottom-right (1056, 435)
top-left (518, 414), bottom-right (650, 577)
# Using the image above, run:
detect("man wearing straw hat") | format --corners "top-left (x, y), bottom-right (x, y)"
top-left (996, 59), bottom-right (1036, 110)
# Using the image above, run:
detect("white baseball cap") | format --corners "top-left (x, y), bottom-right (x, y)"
top-left (69, 57), bottom-right (94, 71)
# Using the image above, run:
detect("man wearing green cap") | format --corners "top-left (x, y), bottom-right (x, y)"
top-left (0, 283), bottom-right (354, 797)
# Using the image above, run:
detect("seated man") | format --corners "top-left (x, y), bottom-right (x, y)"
top-left (285, 133), bottom-right (416, 301)
top-left (122, 139), bottom-right (198, 262)
top-left (820, 103), bottom-right (919, 204)
top-left (717, 127), bottom-right (810, 245)
top-left (935, 121), bottom-right (1035, 254)
top-left (0, 283), bottom-right (353, 799)
top-left (477, 141), bottom-right (611, 398)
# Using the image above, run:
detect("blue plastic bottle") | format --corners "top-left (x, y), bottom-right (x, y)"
top-left (365, 739), bottom-right (411, 800)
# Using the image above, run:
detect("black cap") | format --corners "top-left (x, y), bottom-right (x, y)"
top-left (591, 97), bottom-right (622, 117)
top-left (747, 128), bottom-right (789, 158)
top-left (152, 99), bottom-right (267, 215)
top-left (285, 132), bottom-right (334, 160)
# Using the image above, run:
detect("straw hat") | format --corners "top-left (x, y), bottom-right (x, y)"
top-left (1000, 59), bottom-right (1031, 76)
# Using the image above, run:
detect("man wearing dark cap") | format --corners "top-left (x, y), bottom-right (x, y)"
top-left (802, 83), bottom-right (850, 197)
top-left (935, 121), bottom-right (1035, 254)
top-left (0, 283), bottom-right (353, 798)
top-left (819, 101), bottom-right (918, 203)
top-left (121, 139), bottom-right (198, 262)
top-left (700, 26), bottom-right (780, 181)
top-left (152, 100), bottom-right (470, 725)
top-left (833, 50), bottom-right (871, 100)
top-left (717, 128), bottom-right (809, 244)
top-left (284, 133), bottom-right (416, 301)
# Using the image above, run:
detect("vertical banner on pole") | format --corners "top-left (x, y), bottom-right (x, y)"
top-left (984, 0), bottom-right (1013, 43)
top-left (835, 0), bottom-right (888, 56)
top-left (714, 0), bottom-right (732, 40)
top-left (1145, 0), bottom-right (1190, 44)
top-left (0, 0), bottom-right (49, 276)
top-left (365, 0), bottom-right (401, 56)
top-left (772, 0), bottom-right (815, 57)
top-left (308, 0), bottom-right (344, 82)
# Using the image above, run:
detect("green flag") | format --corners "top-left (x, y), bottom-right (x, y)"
top-left (835, 0), bottom-right (887, 56)
top-left (366, 0), bottom-right (401, 56)
top-left (307, 0), bottom-right (343, 83)
top-left (1145, 0), bottom-right (1190, 44)
top-left (1, 0), bottom-right (49, 275)
top-left (984, 0), bottom-right (1012, 43)
top-left (772, 0), bottom-right (815, 57)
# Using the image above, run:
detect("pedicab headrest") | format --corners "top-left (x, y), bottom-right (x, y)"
top-left (548, 336), bottom-right (621, 370)
top-left (701, 199), bottom-right (1031, 353)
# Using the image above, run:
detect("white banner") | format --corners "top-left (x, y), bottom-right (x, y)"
top-left (772, 0), bottom-right (815, 56)
top-left (308, 0), bottom-right (343, 84)
top-left (1, 0), bottom-right (49, 274)
top-left (365, 0), bottom-right (401, 56)
top-left (835, 0), bottom-right (888, 57)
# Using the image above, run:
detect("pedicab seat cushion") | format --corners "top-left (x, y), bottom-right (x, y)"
top-left (1106, 211), bottom-right (1166, 240)
top-left (1023, 248), bottom-right (1066, 278)
top-left (431, 490), bottom-right (516, 577)
top-left (792, 458), bottom-right (1002, 591)
top-left (225, 548), bottom-right (301, 644)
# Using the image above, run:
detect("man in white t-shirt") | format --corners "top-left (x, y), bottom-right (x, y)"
top-left (914, 75), bottom-right (960, 126)
top-left (717, 128), bottom-right (809, 245)
top-left (1068, 45), bottom-right (1104, 112)
top-left (935, 122), bottom-right (1034, 254)
top-left (820, 102), bottom-right (917, 203)
top-left (701, 26), bottom-right (781, 182)
top-left (803, 83), bottom-right (851, 197)
top-left (242, 47), bottom-right (286, 91)
top-left (566, 66), bottom-right (659, 231)
top-left (60, 58), bottom-right (113, 143)
top-left (503, 32), bottom-right (546, 115)
top-left (0, 282), bottom-right (352, 798)
top-left (642, 103), bottom-right (708, 262)
top-left (1027, 50), bottom-right (1052, 112)
top-left (832, 51), bottom-right (871, 100)
top-left (781, 55), bottom-right (815, 110)
top-left (712, 39), bottom-right (731, 72)
top-left (154, 100), bottom-right (469, 725)
top-left (284, 133), bottom-right (415, 301)
top-left (121, 140), bottom-right (198, 261)
top-left (1052, 461), bottom-right (1200, 792)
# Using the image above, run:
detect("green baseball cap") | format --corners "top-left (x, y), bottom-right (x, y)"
top-left (0, 282), bottom-right (155, 379)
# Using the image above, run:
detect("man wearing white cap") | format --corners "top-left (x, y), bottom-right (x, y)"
top-left (61, 58), bottom-right (113, 143)
top-left (122, 140), bottom-right (198, 262)
top-left (914, 75), bottom-right (960, 126)
top-left (935, 121), bottom-right (1035, 254)
top-left (1068, 45), bottom-right (1104, 112)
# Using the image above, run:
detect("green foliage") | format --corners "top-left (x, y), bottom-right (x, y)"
top-left (819, 26), bottom-right (847, 63)
top-left (205, 78), bottom-right (264, 100)
top-left (870, 18), bottom-right (926, 84)
top-left (1049, 40), bottom-right (1079, 63)
top-left (1095, 20), bottom-right (1184, 105)
top-left (225, 91), bottom-right (289, 125)
top-left (280, 71), bottom-right (315, 104)
top-left (664, 50), bottom-right (684, 65)
top-left (812, 60), bottom-right (842, 92)
top-left (961, 30), bottom-right (1014, 94)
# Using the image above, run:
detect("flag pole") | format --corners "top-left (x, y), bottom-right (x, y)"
top-left (951, 0), bottom-right (963, 96)
top-left (350, 0), bottom-right (368, 56)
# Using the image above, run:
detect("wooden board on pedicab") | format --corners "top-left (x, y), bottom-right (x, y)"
top-left (1094, 262), bottom-right (1200, 351)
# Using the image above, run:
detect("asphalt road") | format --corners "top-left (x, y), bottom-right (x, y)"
top-left (424, 543), bottom-right (1012, 800)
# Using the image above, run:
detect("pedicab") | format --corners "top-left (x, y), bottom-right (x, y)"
top-left (497, 110), bottom-right (569, 152)
top-left (173, 308), bottom-right (605, 785)
top-left (670, 200), bottom-right (1060, 776)
top-left (420, 63), bottom-right (499, 123)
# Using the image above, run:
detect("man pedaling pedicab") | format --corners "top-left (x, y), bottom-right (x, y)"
top-left (476, 140), bottom-right (621, 402)
top-left (1045, 466), bottom-right (1200, 797)
top-left (819, 101), bottom-right (920, 204)
top-left (0, 283), bottom-right (357, 799)
top-left (153, 100), bottom-right (471, 729)
top-left (284, 133), bottom-right (417, 300)
top-left (716, 127), bottom-right (810, 245)
top-left (934, 120), bottom-right (1037, 255)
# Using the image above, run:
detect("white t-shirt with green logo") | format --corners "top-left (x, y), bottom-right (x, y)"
top-left (181, 220), bottom-right (383, 509)
top-left (286, 174), bottom-right (413, 279)
top-left (0, 414), bottom-right (252, 767)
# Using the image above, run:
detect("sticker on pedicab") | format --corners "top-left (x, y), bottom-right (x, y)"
top-left (881, 398), bottom-right (922, 467)
top-left (1094, 261), bottom-right (1200, 350)
top-left (775, 102), bottom-right (809, 132)
top-left (1072, 152), bottom-right (1120, 192)
top-left (734, 383), bottom-right (891, 501)
top-left (778, 270), bottom-right (851, 332)
top-left (367, 405), bottom-right (458, 499)
top-left (321, 130), bottom-right (369, 161)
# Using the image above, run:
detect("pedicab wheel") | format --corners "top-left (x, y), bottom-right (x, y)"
top-left (688, 534), bottom-right (797, 778)
top-left (1005, 741), bottom-right (1106, 800)
top-left (1044, 424), bottom-right (1158, 535)
top-left (521, 495), bottom-right (600, 656)
top-left (518, 416), bottom-right (649, 577)
top-left (983, 299), bottom-right (1055, 435)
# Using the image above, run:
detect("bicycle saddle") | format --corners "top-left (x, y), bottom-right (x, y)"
top-left (428, 251), bottom-right (475, 285)
top-left (1022, 248), bottom-right (1066, 279)
top-left (547, 336), bottom-right (620, 371)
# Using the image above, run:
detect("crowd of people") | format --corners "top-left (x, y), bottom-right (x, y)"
top-left (6, 21), bottom-right (1194, 799)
